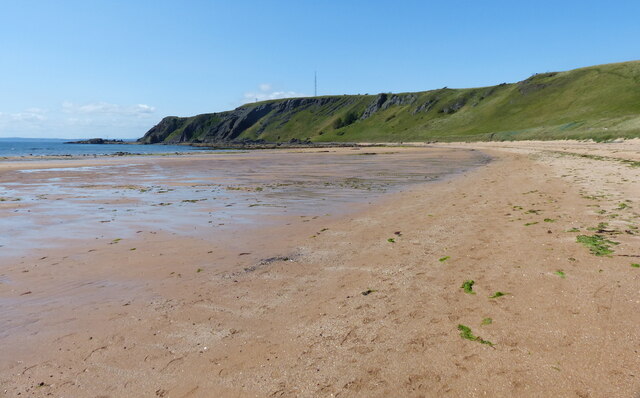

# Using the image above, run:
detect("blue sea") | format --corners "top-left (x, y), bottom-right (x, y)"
top-left (0, 138), bottom-right (208, 157)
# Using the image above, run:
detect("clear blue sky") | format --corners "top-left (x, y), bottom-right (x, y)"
top-left (1, 0), bottom-right (638, 138)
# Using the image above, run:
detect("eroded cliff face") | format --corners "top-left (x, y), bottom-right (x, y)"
top-left (138, 97), bottom-right (350, 144)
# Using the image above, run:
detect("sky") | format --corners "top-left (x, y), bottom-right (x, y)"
top-left (1, 0), bottom-right (639, 139)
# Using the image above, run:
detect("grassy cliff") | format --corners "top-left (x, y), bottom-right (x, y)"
top-left (139, 60), bottom-right (640, 144)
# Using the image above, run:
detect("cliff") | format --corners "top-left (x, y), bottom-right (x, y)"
top-left (139, 60), bottom-right (640, 144)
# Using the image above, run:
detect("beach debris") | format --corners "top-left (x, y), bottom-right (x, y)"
top-left (238, 254), bottom-right (298, 274)
top-left (387, 238), bottom-right (395, 243)
top-left (361, 289), bottom-right (377, 296)
top-left (489, 291), bottom-right (508, 298)
top-left (554, 270), bottom-right (566, 278)
top-left (439, 256), bottom-right (450, 262)
top-left (461, 280), bottom-right (475, 294)
top-left (457, 324), bottom-right (493, 346)
top-left (576, 234), bottom-right (618, 256)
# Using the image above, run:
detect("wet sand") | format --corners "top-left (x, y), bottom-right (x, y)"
top-left (1, 142), bottom-right (640, 397)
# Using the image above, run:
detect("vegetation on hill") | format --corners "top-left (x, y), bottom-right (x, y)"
top-left (139, 61), bottom-right (640, 144)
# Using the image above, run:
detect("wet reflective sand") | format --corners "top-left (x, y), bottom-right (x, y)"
top-left (0, 147), bottom-right (488, 256)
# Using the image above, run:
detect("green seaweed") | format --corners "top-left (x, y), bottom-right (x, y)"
top-left (461, 280), bottom-right (475, 294)
top-left (489, 291), bottom-right (508, 298)
top-left (576, 234), bottom-right (619, 256)
top-left (554, 270), bottom-right (566, 278)
top-left (457, 324), bottom-right (493, 346)
top-left (438, 256), bottom-right (450, 262)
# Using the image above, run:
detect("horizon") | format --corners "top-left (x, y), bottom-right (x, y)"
top-left (2, 1), bottom-right (639, 139)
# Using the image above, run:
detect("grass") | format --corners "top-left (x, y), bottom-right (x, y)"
top-left (566, 227), bottom-right (580, 232)
top-left (481, 318), bottom-right (493, 325)
top-left (141, 61), bottom-right (640, 144)
top-left (576, 234), bottom-right (619, 256)
top-left (544, 218), bottom-right (556, 223)
top-left (461, 280), bottom-right (475, 294)
top-left (457, 324), bottom-right (494, 346)
top-left (631, 263), bottom-right (640, 268)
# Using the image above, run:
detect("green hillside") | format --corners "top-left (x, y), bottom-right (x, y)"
top-left (140, 61), bottom-right (640, 144)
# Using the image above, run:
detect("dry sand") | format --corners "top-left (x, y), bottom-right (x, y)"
top-left (1, 141), bottom-right (640, 397)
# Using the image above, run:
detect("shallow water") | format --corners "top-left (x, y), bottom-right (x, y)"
top-left (0, 138), bottom-right (211, 157)
top-left (0, 148), bottom-right (490, 257)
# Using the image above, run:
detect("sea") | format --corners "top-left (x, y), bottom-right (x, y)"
top-left (0, 138), bottom-right (208, 157)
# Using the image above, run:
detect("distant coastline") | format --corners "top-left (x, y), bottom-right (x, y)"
top-left (0, 138), bottom-right (209, 157)
top-left (65, 138), bottom-right (128, 145)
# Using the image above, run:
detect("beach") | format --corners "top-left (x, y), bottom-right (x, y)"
top-left (1, 141), bottom-right (640, 397)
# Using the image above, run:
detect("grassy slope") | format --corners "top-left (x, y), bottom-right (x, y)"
top-left (156, 61), bottom-right (640, 143)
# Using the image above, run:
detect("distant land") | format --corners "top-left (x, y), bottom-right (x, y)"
top-left (66, 138), bottom-right (126, 145)
top-left (140, 61), bottom-right (640, 145)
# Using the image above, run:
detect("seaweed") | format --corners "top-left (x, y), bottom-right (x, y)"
top-left (457, 324), bottom-right (493, 346)
top-left (576, 234), bottom-right (619, 256)
top-left (461, 280), bottom-right (475, 294)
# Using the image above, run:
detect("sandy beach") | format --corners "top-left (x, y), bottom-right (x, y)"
top-left (1, 141), bottom-right (640, 397)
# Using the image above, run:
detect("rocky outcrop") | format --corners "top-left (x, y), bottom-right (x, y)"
top-left (361, 94), bottom-right (418, 120)
top-left (360, 94), bottom-right (388, 119)
top-left (66, 138), bottom-right (126, 144)
top-left (141, 116), bottom-right (189, 144)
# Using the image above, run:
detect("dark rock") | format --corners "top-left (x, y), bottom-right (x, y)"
top-left (66, 138), bottom-right (126, 144)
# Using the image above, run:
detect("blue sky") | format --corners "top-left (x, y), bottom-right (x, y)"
top-left (1, 0), bottom-right (639, 139)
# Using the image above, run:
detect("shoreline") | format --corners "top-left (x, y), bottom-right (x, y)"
top-left (2, 142), bottom-right (640, 396)
top-left (3, 136), bottom-right (640, 162)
